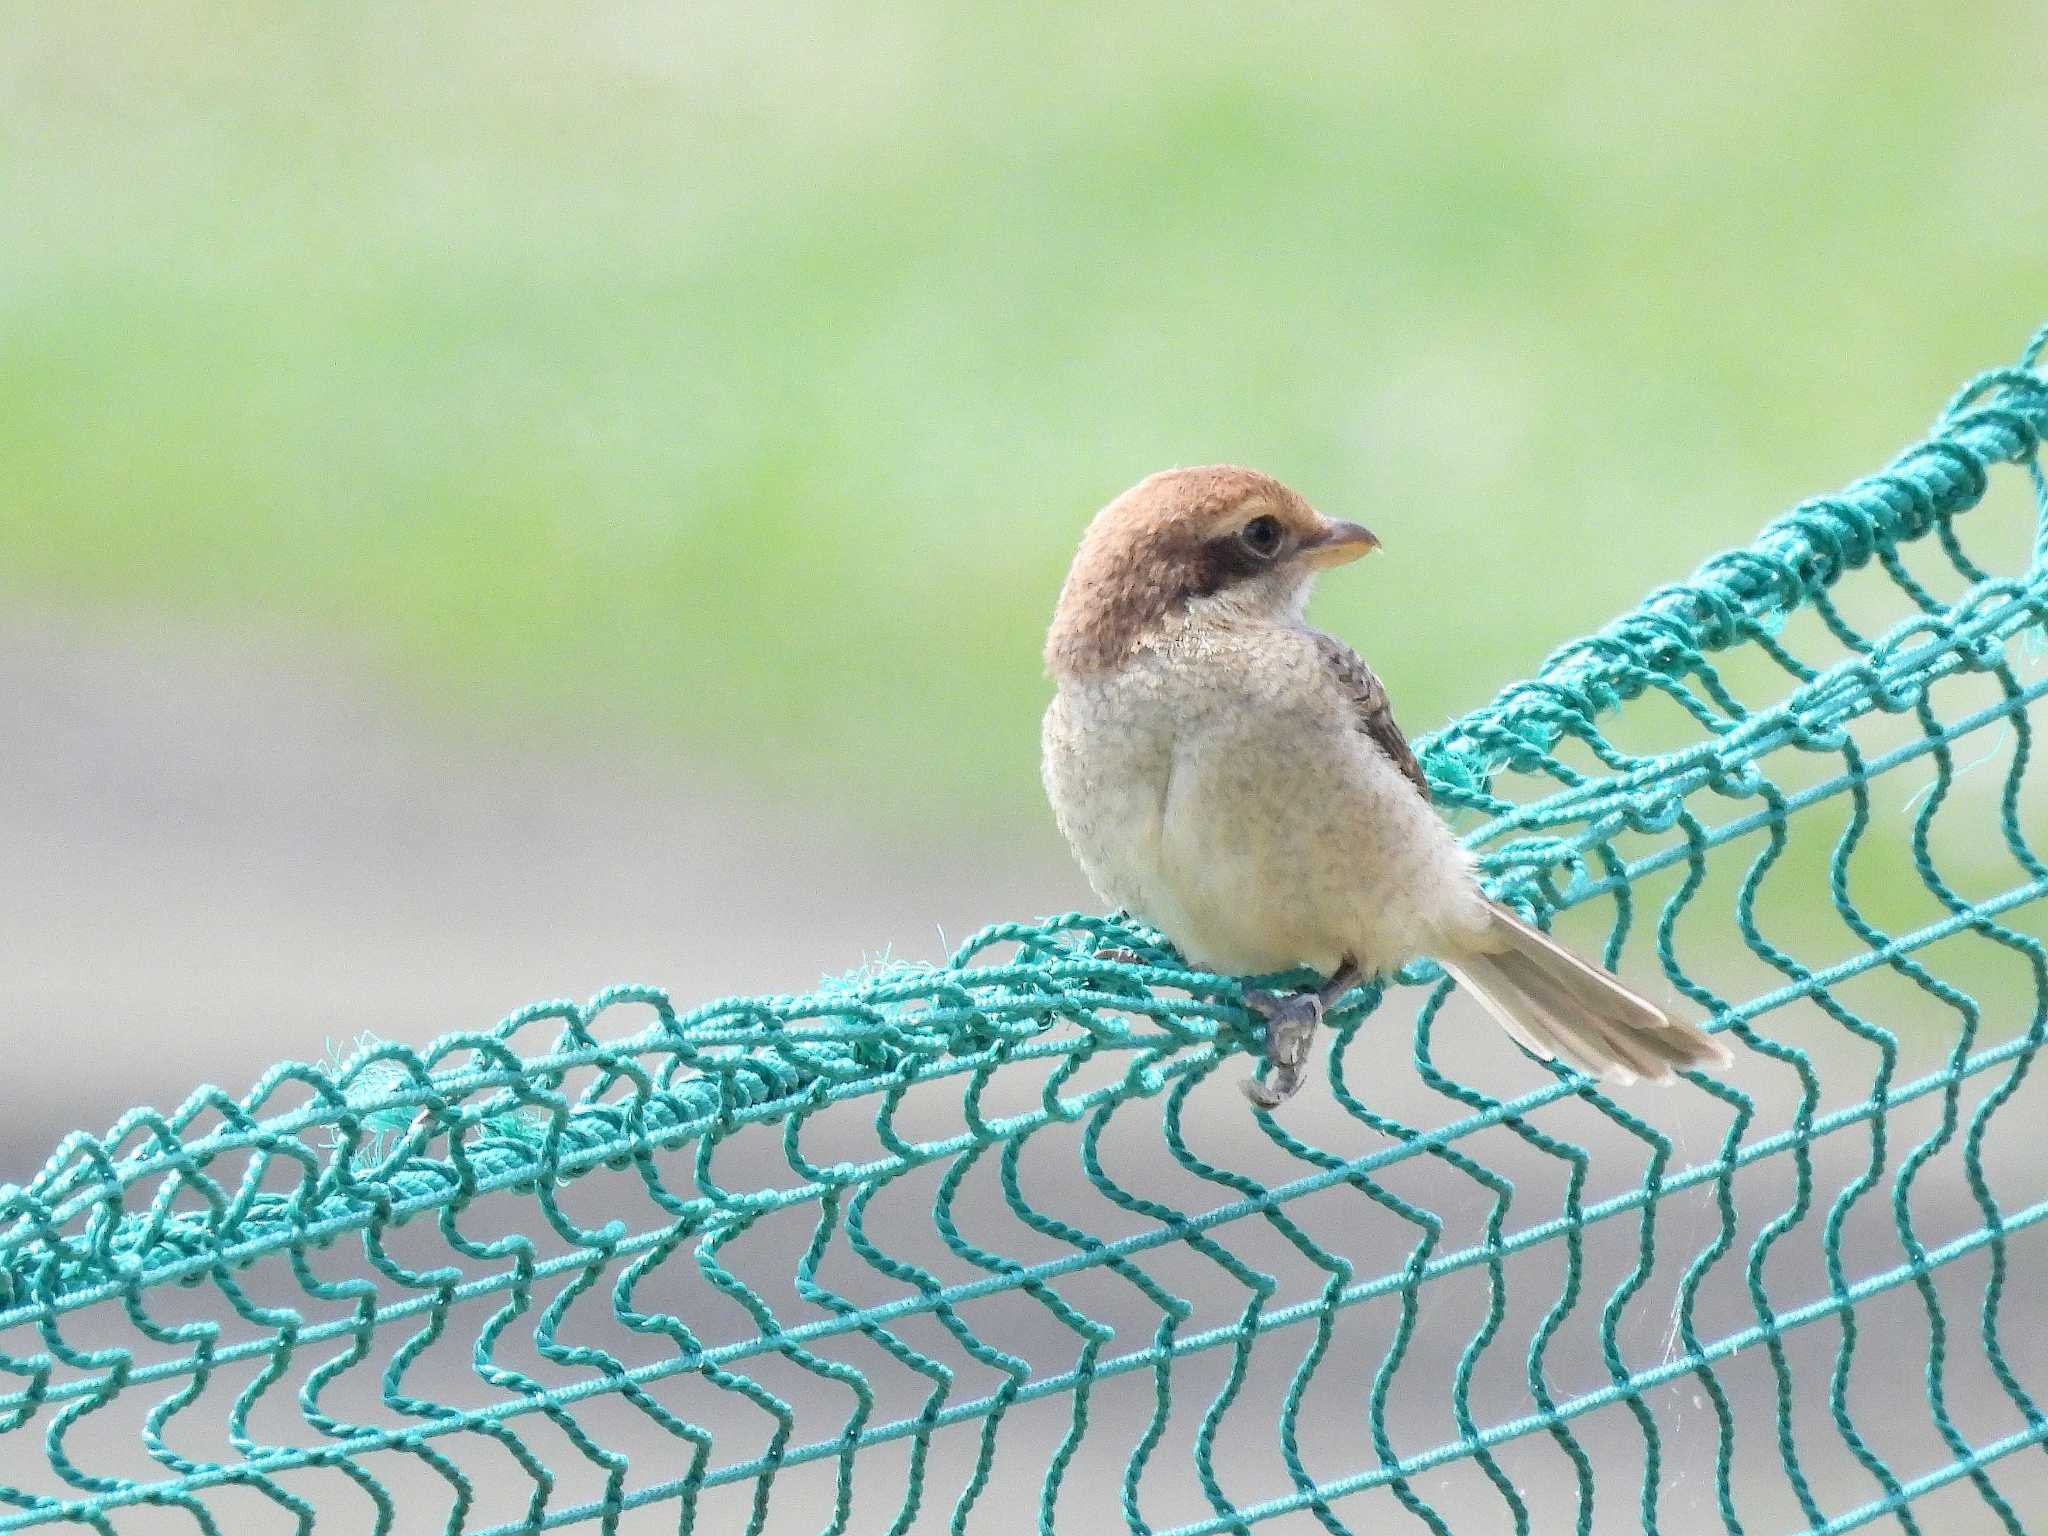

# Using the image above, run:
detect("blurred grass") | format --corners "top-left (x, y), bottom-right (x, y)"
top-left (3, 3), bottom-right (2044, 832)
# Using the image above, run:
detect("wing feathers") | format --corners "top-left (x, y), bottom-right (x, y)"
top-left (1311, 631), bottom-right (1431, 801)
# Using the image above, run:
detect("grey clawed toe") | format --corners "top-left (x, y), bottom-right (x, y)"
top-left (1240, 990), bottom-right (1325, 1107)
top-left (1239, 957), bottom-right (1363, 1109)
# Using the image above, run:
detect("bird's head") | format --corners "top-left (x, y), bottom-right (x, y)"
top-left (1044, 465), bottom-right (1377, 676)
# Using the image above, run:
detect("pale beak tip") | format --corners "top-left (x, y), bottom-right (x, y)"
top-left (1306, 519), bottom-right (1380, 567)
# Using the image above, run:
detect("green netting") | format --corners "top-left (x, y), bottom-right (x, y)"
top-left (6, 329), bottom-right (2048, 1535)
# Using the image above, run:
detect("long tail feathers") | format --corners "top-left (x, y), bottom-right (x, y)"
top-left (1443, 903), bottom-right (1733, 1085)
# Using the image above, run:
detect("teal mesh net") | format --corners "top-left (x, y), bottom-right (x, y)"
top-left (5, 328), bottom-right (2048, 1535)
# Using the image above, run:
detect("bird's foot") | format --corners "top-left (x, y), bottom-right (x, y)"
top-left (1238, 958), bottom-right (1363, 1110)
top-left (1240, 990), bottom-right (1325, 1109)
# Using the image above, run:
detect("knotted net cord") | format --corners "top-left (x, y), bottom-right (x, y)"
top-left (4, 325), bottom-right (2047, 1533)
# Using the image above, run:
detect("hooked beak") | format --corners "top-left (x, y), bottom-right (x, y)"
top-left (1297, 519), bottom-right (1380, 570)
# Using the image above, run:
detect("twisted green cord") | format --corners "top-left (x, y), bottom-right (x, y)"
top-left (3, 331), bottom-right (2048, 1534)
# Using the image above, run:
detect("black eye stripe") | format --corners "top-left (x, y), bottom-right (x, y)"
top-left (1185, 533), bottom-right (1273, 598)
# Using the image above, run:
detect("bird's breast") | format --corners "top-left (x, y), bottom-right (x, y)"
top-left (1042, 665), bottom-right (1186, 935)
top-left (1045, 628), bottom-right (1482, 979)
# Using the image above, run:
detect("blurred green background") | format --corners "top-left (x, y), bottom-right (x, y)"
top-left (7, 18), bottom-right (2048, 1525)
top-left (4, 4), bottom-right (2047, 1159)
top-left (7, 3), bottom-right (2044, 830)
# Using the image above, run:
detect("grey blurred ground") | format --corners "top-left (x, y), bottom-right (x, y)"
top-left (7, 613), bottom-right (2048, 1534)
top-left (0, 608), bottom-right (1089, 1170)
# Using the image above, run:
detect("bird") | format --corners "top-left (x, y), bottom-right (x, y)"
top-left (1040, 465), bottom-right (1733, 1107)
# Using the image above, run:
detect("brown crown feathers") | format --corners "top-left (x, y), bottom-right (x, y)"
top-left (1045, 465), bottom-right (1374, 675)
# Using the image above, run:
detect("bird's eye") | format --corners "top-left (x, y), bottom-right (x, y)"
top-left (1238, 515), bottom-right (1283, 558)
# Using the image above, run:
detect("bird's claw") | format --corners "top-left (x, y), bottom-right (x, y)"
top-left (1240, 991), bottom-right (1325, 1109)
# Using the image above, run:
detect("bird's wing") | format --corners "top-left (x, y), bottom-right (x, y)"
top-left (1312, 632), bottom-right (1431, 803)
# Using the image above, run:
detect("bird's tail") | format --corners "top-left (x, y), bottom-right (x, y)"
top-left (1442, 902), bottom-right (1732, 1085)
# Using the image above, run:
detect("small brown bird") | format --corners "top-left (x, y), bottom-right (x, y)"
top-left (1041, 466), bottom-right (1732, 1107)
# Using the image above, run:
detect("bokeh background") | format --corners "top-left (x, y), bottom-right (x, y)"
top-left (6, 6), bottom-right (2048, 1533)
top-left (8, 4), bottom-right (2045, 1160)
